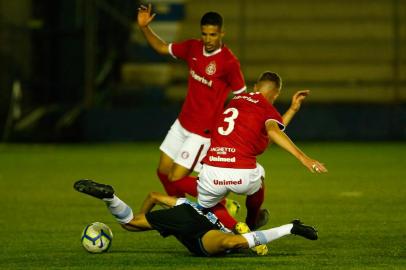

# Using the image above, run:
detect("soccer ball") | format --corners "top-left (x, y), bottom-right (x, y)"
top-left (81, 222), bottom-right (113, 253)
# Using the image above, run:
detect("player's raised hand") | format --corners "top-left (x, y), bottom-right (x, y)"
top-left (137, 4), bottom-right (156, 28)
top-left (290, 90), bottom-right (310, 112)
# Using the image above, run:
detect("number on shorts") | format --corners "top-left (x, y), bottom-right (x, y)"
top-left (218, 107), bottom-right (239, 136)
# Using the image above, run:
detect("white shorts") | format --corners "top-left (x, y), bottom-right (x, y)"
top-left (197, 163), bottom-right (265, 208)
top-left (160, 119), bottom-right (211, 173)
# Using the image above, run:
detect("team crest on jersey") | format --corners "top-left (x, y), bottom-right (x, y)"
top-left (205, 61), bottom-right (216, 75)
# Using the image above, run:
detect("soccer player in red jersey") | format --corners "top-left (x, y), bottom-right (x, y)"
top-left (137, 4), bottom-right (245, 228)
top-left (197, 71), bottom-right (328, 230)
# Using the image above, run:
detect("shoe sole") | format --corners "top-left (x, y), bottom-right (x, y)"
top-left (291, 219), bottom-right (318, 240)
top-left (74, 179), bottom-right (114, 199)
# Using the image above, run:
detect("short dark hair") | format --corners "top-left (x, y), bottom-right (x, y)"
top-left (257, 71), bottom-right (282, 89)
top-left (200, 11), bottom-right (223, 28)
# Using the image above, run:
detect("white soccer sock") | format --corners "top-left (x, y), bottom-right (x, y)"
top-left (242, 224), bottom-right (294, 248)
top-left (103, 195), bottom-right (133, 224)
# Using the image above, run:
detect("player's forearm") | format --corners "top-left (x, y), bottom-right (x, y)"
top-left (139, 192), bottom-right (177, 214)
top-left (139, 26), bottom-right (169, 55)
top-left (139, 192), bottom-right (158, 214)
top-left (273, 132), bottom-right (306, 161)
top-left (282, 108), bottom-right (298, 127)
top-left (267, 123), bottom-right (308, 163)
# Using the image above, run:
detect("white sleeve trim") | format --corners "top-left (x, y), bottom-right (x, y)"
top-left (175, 198), bottom-right (187, 206)
top-left (265, 118), bottom-right (285, 131)
top-left (168, 43), bottom-right (177, 59)
top-left (233, 86), bottom-right (247, 94)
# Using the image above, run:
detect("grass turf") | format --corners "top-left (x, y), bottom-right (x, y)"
top-left (0, 142), bottom-right (405, 269)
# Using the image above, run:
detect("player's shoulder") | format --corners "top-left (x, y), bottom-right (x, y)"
top-left (221, 45), bottom-right (240, 62)
top-left (173, 39), bottom-right (202, 49)
top-left (185, 39), bottom-right (203, 47)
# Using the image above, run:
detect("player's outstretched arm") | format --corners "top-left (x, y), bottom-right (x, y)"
top-left (282, 90), bottom-right (310, 126)
top-left (139, 192), bottom-right (178, 214)
top-left (137, 3), bottom-right (169, 55)
top-left (266, 121), bottom-right (327, 173)
top-left (122, 192), bottom-right (178, 232)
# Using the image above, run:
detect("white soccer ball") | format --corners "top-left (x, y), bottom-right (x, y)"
top-left (81, 222), bottom-right (113, 253)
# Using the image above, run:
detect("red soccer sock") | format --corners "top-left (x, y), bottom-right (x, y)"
top-left (211, 201), bottom-right (238, 230)
top-left (171, 176), bottom-right (198, 197)
top-left (156, 170), bottom-right (184, 197)
top-left (245, 186), bottom-right (265, 229)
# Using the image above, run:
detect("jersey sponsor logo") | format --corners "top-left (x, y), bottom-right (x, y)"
top-left (181, 151), bottom-right (190, 159)
top-left (205, 61), bottom-right (216, 75)
top-left (210, 146), bottom-right (236, 155)
top-left (233, 95), bottom-right (259, 104)
top-left (190, 70), bottom-right (213, 87)
top-left (208, 155), bottom-right (236, 163)
top-left (213, 179), bottom-right (242, 185)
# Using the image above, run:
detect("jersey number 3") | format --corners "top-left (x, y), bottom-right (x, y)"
top-left (218, 108), bottom-right (239, 136)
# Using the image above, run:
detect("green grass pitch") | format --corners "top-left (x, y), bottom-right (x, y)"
top-left (0, 142), bottom-right (405, 269)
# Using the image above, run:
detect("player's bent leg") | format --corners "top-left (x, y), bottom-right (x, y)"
top-left (121, 214), bottom-right (153, 232)
top-left (201, 230), bottom-right (248, 255)
top-left (210, 203), bottom-right (238, 230)
top-left (168, 162), bottom-right (191, 181)
top-left (157, 152), bottom-right (182, 196)
top-left (168, 163), bottom-right (199, 197)
top-left (245, 181), bottom-right (267, 230)
top-left (158, 156), bottom-right (198, 197)
top-left (158, 151), bottom-right (174, 176)
top-left (202, 221), bottom-right (317, 255)
top-left (241, 220), bottom-right (318, 249)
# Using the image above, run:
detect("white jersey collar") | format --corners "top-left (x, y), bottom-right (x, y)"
top-left (203, 46), bottom-right (222, 57)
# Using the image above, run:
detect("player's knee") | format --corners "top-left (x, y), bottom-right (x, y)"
top-left (158, 164), bottom-right (171, 176)
top-left (158, 152), bottom-right (174, 175)
top-left (221, 236), bottom-right (243, 250)
top-left (148, 192), bottom-right (161, 201)
top-left (167, 173), bottom-right (182, 181)
top-left (167, 163), bottom-right (190, 181)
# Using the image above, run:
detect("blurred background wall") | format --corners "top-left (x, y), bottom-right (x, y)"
top-left (0, 0), bottom-right (405, 142)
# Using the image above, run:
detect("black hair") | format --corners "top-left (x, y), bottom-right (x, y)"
top-left (257, 71), bottom-right (282, 89)
top-left (200, 11), bottom-right (223, 28)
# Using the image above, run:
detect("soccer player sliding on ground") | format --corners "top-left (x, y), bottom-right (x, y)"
top-left (74, 179), bottom-right (318, 257)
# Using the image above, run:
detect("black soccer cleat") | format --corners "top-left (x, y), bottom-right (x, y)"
top-left (251, 209), bottom-right (270, 230)
top-left (74, 179), bottom-right (114, 199)
top-left (290, 219), bottom-right (318, 240)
